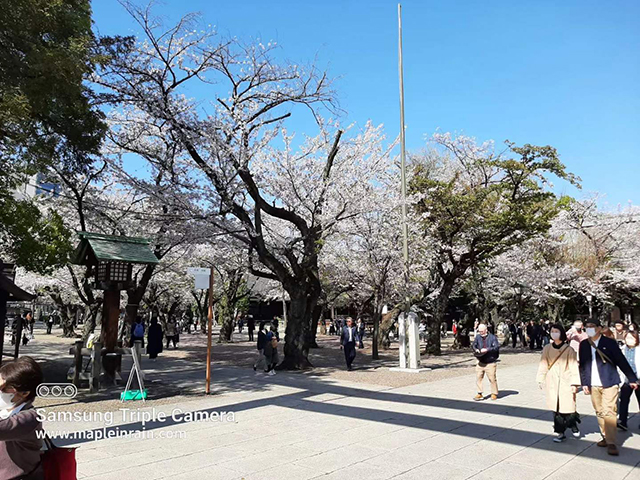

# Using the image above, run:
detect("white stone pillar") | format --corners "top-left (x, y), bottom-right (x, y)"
top-left (398, 312), bottom-right (407, 369)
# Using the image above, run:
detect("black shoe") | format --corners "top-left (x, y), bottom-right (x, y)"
top-left (617, 422), bottom-right (628, 431)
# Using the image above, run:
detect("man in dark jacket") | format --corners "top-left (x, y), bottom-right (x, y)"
top-left (341, 317), bottom-right (359, 371)
top-left (579, 318), bottom-right (638, 456)
top-left (473, 323), bottom-right (500, 401)
top-left (253, 322), bottom-right (267, 372)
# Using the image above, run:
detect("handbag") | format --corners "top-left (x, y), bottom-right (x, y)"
top-left (41, 434), bottom-right (77, 480)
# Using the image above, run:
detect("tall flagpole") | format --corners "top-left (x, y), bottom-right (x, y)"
top-left (398, 4), bottom-right (410, 311)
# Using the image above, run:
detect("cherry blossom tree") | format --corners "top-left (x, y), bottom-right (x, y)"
top-left (97, 4), bottom-right (393, 369)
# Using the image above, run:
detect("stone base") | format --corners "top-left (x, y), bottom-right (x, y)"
top-left (389, 367), bottom-right (432, 373)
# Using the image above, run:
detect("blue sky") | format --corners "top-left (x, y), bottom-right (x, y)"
top-left (93, 0), bottom-right (640, 207)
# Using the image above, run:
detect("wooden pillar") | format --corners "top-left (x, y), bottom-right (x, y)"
top-left (101, 289), bottom-right (120, 352)
top-left (90, 341), bottom-right (102, 393)
top-left (101, 288), bottom-right (120, 379)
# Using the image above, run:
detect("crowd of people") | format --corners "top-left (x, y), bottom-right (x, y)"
top-left (473, 317), bottom-right (640, 456)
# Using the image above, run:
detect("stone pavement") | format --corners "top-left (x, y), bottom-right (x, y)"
top-left (39, 359), bottom-right (640, 480)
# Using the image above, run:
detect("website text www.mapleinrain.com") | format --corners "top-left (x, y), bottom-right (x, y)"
top-left (37, 427), bottom-right (187, 441)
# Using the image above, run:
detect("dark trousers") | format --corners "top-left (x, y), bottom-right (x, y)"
top-left (344, 342), bottom-right (356, 369)
top-left (166, 336), bottom-right (177, 348)
top-left (46, 323), bottom-right (53, 334)
top-left (248, 329), bottom-right (254, 342)
top-left (511, 333), bottom-right (517, 348)
top-left (619, 382), bottom-right (640, 427)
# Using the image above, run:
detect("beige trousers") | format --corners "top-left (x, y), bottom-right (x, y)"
top-left (476, 362), bottom-right (498, 395)
top-left (591, 385), bottom-right (619, 445)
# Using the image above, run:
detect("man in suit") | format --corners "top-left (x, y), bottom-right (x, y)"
top-left (579, 318), bottom-right (638, 456)
top-left (341, 317), bottom-right (359, 371)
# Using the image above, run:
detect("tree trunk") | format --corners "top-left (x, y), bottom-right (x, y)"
top-left (81, 304), bottom-right (101, 343)
top-left (428, 282), bottom-right (455, 355)
top-left (217, 296), bottom-right (234, 343)
top-left (277, 288), bottom-right (318, 370)
top-left (378, 307), bottom-right (399, 350)
top-left (309, 304), bottom-right (322, 348)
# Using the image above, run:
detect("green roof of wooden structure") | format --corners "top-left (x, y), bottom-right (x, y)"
top-left (72, 232), bottom-right (159, 265)
top-left (0, 273), bottom-right (35, 301)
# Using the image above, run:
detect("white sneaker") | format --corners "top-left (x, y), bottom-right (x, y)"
top-left (553, 434), bottom-right (566, 443)
top-left (268, 370), bottom-right (276, 376)
top-left (571, 427), bottom-right (580, 438)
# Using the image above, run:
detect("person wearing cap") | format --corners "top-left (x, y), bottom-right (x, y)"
top-left (578, 318), bottom-right (639, 456)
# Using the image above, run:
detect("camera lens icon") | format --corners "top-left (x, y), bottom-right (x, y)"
top-left (37, 383), bottom-right (77, 399)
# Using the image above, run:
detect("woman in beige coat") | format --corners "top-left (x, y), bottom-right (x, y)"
top-left (536, 323), bottom-right (582, 443)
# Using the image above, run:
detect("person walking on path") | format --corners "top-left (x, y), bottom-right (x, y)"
top-left (253, 322), bottom-right (267, 372)
top-left (357, 318), bottom-right (365, 349)
top-left (147, 317), bottom-right (163, 360)
top-left (247, 316), bottom-right (255, 342)
top-left (567, 320), bottom-right (588, 354)
top-left (130, 316), bottom-right (145, 348)
top-left (165, 318), bottom-right (177, 349)
top-left (45, 314), bottom-right (54, 335)
top-left (537, 323), bottom-right (582, 443)
top-left (473, 323), bottom-right (500, 401)
top-left (579, 318), bottom-right (639, 456)
top-left (263, 335), bottom-right (278, 375)
top-left (341, 317), bottom-right (359, 371)
top-left (508, 321), bottom-right (517, 348)
top-left (618, 330), bottom-right (640, 431)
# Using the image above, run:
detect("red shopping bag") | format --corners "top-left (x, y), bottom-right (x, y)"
top-left (42, 435), bottom-right (77, 480)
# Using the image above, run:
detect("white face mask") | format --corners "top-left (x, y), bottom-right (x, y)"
top-left (550, 332), bottom-right (561, 341)
top-left (0, 391), bottom-right (16, 410)
top-left (586, 328), bottom-right (597, 338)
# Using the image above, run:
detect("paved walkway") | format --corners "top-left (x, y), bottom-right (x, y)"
top-left (41, 359), bottom-right (640, 480)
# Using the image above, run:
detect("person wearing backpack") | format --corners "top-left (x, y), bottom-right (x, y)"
top-left (537, 323), bottom-right (582, 443)
top-left (131, 316), bottom-right (145, 348)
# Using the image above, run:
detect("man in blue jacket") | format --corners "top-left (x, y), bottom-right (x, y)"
top-left (473, 323), bottom-right (500, 401)
top-left (579, 318), bottom-right (638, 456)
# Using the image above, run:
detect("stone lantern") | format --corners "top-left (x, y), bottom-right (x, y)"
top-left (72, 233), bottom-right (158, 369)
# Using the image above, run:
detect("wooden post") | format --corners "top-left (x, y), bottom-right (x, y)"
top-left (73, 340), bottom-right (83, 387)
top-left (90, 341), bottom-right (102, 393)
top-left (205, 267), bottom-right (214, 394)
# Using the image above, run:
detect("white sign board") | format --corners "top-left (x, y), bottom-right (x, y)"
top-left (194, 274), bottom-right (210, 290)
top-left (188, 267), bottom-right (210, 276)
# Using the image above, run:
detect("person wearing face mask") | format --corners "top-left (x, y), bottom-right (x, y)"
top-left (578, 319), bottom-right (639, 456)
top-left (617, 331), bottom-right (640, 431)
top-left (567, 320), bottom-right (588, 354)
top-left (0, 356), bottom-right (44, 479)
top-left (612, 320), bottom-right (627, 348)
top-left (537, 324), bottom-right (581, 443)
top-left (472, 323), bottom-right (500, 401)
